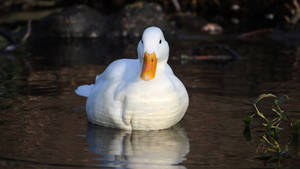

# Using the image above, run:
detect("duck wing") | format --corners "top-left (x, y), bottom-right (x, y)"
top-left (75, 59), bottom-right (139, 97)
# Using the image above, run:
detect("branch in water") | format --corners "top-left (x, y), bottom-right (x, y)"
top-left (22, 20), bottom-right (32, 43)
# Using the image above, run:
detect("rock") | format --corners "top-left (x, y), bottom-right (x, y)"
top-left (31, 2), bottom-right (175, 39)
top-left (36, 5), bottom-right (108, 38)
top-left (117, 2), bottom-right (175, 38)
top-left (174, 14), bottom-right (208, 31)
top-left (85, 0), bottom-right (128, 13)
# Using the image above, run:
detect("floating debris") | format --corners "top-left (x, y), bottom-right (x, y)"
top-left (238, 28), bottom-right (273, 40)
top-left (180, 44), bottom-right (240, 64)
top-left (201, 23), bottom-right (223, 35)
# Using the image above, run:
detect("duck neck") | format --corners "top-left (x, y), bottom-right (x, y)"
top-left (156, 60), bottom-right (168, 72)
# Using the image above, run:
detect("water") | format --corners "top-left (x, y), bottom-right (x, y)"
top-left (0, 36), bottom-right (300, 169)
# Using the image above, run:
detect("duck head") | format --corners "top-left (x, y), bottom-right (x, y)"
top-left (137, 26), bottom-right (169, 81)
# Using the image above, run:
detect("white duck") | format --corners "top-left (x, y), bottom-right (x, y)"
top-left (75, 26), bottom-right (189, 130)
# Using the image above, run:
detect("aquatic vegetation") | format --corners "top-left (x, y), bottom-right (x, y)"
top-left (244, 93), bottom-right (299, 166)
top-left (0, 36), bottom-right (9, 50)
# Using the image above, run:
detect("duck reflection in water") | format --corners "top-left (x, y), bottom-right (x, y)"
top-left (86, 124), bottom-right (190, 169)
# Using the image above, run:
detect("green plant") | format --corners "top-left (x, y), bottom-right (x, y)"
top-left (244, 93), bottom-right (299, 166)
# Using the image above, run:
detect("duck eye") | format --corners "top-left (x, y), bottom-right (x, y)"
top-left (159, 40), bottom-right (162, 44)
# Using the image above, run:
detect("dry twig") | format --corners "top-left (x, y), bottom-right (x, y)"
top-left (285, 0), bottom-right (300, 24)
top-left (22, 19), bottom-right (31, 43)
top-left (171, 0), bottom-right (181, 12)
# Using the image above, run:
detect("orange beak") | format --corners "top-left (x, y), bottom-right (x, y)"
top-left (140, 52), bottom-right (157, 81)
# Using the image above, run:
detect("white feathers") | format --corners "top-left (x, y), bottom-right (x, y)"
top-left (75, 26), bottom-right (189, 130)
top-left (75, 84), bottom-right (94, 97)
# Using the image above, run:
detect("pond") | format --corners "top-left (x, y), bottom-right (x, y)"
top-left (0, 35), bottom-right (300, 169)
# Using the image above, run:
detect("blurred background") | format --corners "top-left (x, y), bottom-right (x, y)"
top-left (1, 0), bottom-right (300, 38)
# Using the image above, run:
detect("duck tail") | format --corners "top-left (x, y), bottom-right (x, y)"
top-left (75, 84), bottom-right (94, 97)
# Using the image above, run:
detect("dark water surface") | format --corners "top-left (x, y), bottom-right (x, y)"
top-left (0, 37), bottom-right (300, 169)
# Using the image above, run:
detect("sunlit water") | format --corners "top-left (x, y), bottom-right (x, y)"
top-left (0, 36), bottom-right (300, 169)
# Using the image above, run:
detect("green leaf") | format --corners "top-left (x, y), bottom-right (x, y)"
top-left (274, 95), bottom-right (289, 105)
top-left (244, 114), bottom-right (254, 126)
top-left (272, 107), bottom-right (282, 117)
top-left (281, 112), bottom-right (288, 121)
top-left (262, 135), bottom-right (273, 145)
top-left (254, 104), bottom-right (269, 122)
top-left (272, 118), bottom-right (280, 126)
top-left (272, 138), bottom-right (281, 152)
top-left (266, 121), bottom-right (272, 132)
top-left (271, 128), bottom-right (279, 140)
top-left (290, 121), bottom-right (299, 135)
top-left (253, 93), bottom-right (277, 104)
